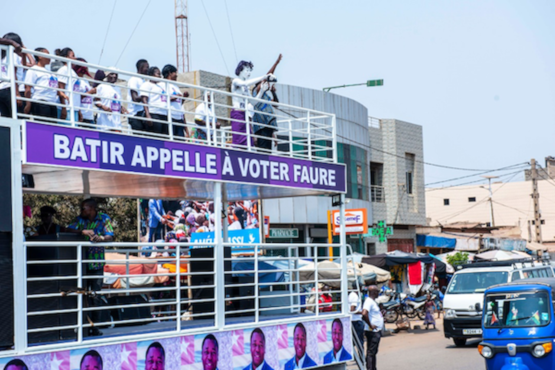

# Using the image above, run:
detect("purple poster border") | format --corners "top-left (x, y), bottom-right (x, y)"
top-left (23, 122), bottom-right (346, 194)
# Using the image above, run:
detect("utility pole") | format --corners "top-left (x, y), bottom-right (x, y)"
top-left (175, 0), bottom-right (190, 73)
top-left (482, 176), bottom-right (497, 227)
top-left (530, 158), bottom-right (543, 243)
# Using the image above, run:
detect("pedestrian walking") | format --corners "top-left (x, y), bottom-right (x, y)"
top-left (362, 285), bottom-right (383, 370)
top-left (349, 282), bottom-right (365, 350)
top-left (423, 293), bottom-right (437, 330)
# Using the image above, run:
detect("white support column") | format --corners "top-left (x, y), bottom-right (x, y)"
top-left (166, 84), bottom-right (173, 140)
top-left (76, 244), bottom-right (83, 343)
top-left (332, 115), bottom-right (337, 162)
top-left (11, 121), bottom-right (27, 351)
top-left (68, 60), bottom-right (75, 127)
top-left (7, 46), bottom-right (17, 119)
top-left (339, 194), bottom-right (349, 314)
top-left (214, 182), bottom-right (225, 329)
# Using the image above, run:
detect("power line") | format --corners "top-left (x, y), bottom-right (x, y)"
top-left (426, 168), bottom-right (527, 192)
top-left (492, 200), bottom-right (529, 216)
top-left (223, 0), bottom-right (238, 65)
top-left (370, 146), bottom-right (512, 172)
top-left (115, 0), bottom-right (151, 67)
top-left (425, 163), bottom-right (529, 187)
top-left (437, 170), bottom-right (521, 222)
top-left (200, 0), bottom-right (230, 75)
top-left (98, 0), bottom-right (118, 64)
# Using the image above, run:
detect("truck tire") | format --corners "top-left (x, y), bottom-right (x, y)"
top-left (453, 338), bottom-right (467, 347)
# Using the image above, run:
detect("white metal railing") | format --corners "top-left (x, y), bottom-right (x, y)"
top-left (0, 45), bottom-right (337, 163)
top-left (371, 185), bottom-right (385, 202)
top-left (21, 240), bottom-right (350, 351)
top-left (368, 116), bottom-right (381, 128)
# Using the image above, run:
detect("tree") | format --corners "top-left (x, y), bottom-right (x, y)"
top-left (23, 194), bottom-right (138, 242)
top-left (446, 252), bottom-right (469, 266)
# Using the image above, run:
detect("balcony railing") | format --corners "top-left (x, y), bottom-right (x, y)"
top-left (371, 185), bottom-right (385, 202)
top-left (0, 45), bottom-right (337, 163)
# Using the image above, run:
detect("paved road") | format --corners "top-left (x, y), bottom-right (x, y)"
top-left (351, 318), bottom-right (485, 370)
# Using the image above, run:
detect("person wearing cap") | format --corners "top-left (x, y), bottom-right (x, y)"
top-left (37, 205), bottom-right (66, 236)
top-left (94, 67), bottom-right (127, 131)
top-left (72, 58), bottom-right (96, 125)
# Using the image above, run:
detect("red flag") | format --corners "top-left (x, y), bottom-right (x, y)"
top-left (491, 312), bottom-right (498, 325)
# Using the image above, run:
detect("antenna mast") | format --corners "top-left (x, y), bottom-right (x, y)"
top-left (175, 0), bottom-right (190, 73)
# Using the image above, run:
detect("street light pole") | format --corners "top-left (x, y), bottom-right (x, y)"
top-left (323, 79), bottom-right (384, 93)
top-left (482, 176), bottom-right (498, 227)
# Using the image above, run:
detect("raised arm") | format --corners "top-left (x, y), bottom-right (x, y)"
top-left (267, 54), bottom-right (282, 75)
top-left (232, 73), bottom-right (272, 88)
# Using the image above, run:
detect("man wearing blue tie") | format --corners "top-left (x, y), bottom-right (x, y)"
top-left (148, 199), bottom-right (167, 242)
top-left (284, 323), bottom-right (317, 370)
top-left (323, 319), bottom-right (352, 364)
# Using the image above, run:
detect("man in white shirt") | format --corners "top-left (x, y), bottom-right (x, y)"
top-left (194, 93), bottom-right (220, 142)
top-left (362, 285), bottom-right (384, 370)
top-left (127, 59), bottom-right (149, 132)
top-left (349, 283), bottom-right (365, 349)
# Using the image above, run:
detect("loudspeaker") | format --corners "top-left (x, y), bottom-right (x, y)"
top-left (189, 247), bottom-right (232, 319)
top-left (27, 243), bottom-right (78, 344)
top-left (0, 232), bottom-right (14, 348)
top-left (0, 127), bottom-right (12, 232)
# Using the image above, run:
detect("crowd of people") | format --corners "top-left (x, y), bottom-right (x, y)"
top-left (0, 31), bottom-right (282, 150)
top-left (141, 198), bottom-right (260, 247)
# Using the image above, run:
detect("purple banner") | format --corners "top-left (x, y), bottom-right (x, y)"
top-left (24, 122), bottom-right (346, 193)
top-left (0, 318), bottom-right (352, 370)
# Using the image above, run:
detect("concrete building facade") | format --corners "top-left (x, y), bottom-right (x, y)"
top-left (426, 178), bottom-right (555, 244)
top-left (368, 119), bottom-right (426, 254)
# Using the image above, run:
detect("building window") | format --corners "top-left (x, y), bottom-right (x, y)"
top-left (405, 153), bottom-right (415, 195)
top-left (406, 172), bottom-right (413, 195)
top-left (367, 243), bottom-right (376, 255)
top-left (468, 197), bottom-right (476, 202)
top-left (444, 199), bottom-right (450, 206)
top-left (370, 162), bottom-right (384, 202)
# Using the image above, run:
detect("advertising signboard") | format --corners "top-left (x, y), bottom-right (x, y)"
top-left (331, 208), bottom-right (368, 235)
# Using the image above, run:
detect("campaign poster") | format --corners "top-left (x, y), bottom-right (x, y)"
top-left (0, 318), bottom-right (351, 370)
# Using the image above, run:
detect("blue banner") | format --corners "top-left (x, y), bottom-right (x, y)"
top-left (190, 229), bottom-right (260, 254)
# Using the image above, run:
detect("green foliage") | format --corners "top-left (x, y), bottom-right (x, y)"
top-left (23, 194), bottom-right (138, 242)
top-left (446, 251), bottom-right (469, 266)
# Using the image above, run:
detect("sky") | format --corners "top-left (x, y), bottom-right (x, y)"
top-left (3, 0), bottom-right (554, 188)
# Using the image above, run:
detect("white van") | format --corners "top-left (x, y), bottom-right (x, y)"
top-left (443, 261), bottom-right (553, 347)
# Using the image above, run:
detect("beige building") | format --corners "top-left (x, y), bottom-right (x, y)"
top-left (426, 178), bottom-right (555, 244)
top-left (368, 118), bottom-right (426, 254)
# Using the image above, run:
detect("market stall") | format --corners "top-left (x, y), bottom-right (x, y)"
top-left (362, 250), bottom-right (447, 294)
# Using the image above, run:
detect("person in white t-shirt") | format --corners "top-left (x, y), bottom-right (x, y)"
top-left (140, 66), bottom-right (169, 135)
top-left (94, 69), bottom-right (127, 131)
top-left (349, 283), bottom-right (365, 349)
top-left (0, 32), bottom-right (34, 118)
top-left (162, 64), bottom-right (190, 138)
top-left (72, 58), bottom-right (96, 126)
top-left (230, 61), bottom-right (273, 148)
top-left (54, 47), bottom-right (78, 121)
top-left (362, 285), bottom-right (384, 370)
top-left (127, 59), bottom-right (149, 132)
top-left (194, 93), bottom-right (220, 142)
top-left (0, 33), bottom-right (22, 117)
top-left (24, 47), bottom-right (69, 122)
